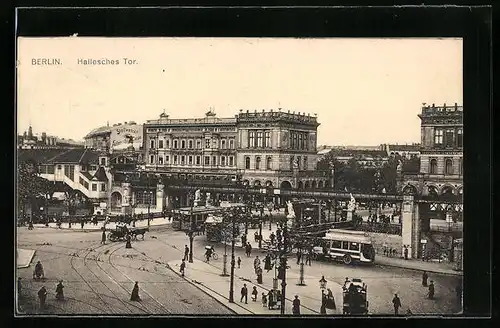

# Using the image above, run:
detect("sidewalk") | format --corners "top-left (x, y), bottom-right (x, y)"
top-left (168, 258), bottom-right (342, 315)
top-left (375, 255), bottom-right (461, 276)
top-left (234, 226), bottom-right (461, 276)
top-left (29, 217), bottom-right (172, 231)
top-left (17, 248), bottom-right (35, 269)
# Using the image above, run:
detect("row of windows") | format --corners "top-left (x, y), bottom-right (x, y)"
top-left (248, 130), bottom-right (271, 148)
top-left (290, 155), bottom-right (308, 170)
top-left (429, 158), bottom-right (463, 175)
top-left (434, 128), bottom-right (463, 148)
top-left (135, 191), bottom-right (157, 206)
top-left (244, 156), bottom-right (273, 170)
top-left (329, 240), bottom-right (360, 251)
top-left (150, 154), bottom-right (235, 167)
top-left (151, 137), bottom-right (235, 150)
top-left (290, 131), bottom-right (309, 150)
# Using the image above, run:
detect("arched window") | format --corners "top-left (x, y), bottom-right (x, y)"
top-left (430, 159), bottom-right (438, 174)
top-left (255, 157), bottom-right (261, 170)
top-left (266, 156), bottom-right (272, 170)
top-left (245, 157), bottom-right (251, 169)
top-left (445, 159), bottom-right (453, 175)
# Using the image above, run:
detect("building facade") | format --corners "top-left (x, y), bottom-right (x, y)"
top-left (142, 109), bottom-right (331, 190)
top-left (143, 111), bottom-right (239, 179)
top-left (400, 103), bottom-right (463, 198)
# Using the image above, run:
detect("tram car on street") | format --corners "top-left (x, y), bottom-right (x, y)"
top-left (342, 278), bottom-right (369, 315)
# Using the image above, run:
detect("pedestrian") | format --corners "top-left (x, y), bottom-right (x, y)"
top-left (254, 230), bottom-right (259, 242)
top-left (240, 284), bottom-right (248, 304)
top-left (101, 228), bottom-right (106, 245)
top-left (326, 288), bottom-right (336, 310)
top-left (247, 242), bottom-right (252, 257)
top-left (392, 293), bottom-right (401, 315)
top-left (383, 242), bottom-right (388, 256)
top-left (80, 219), bottom-right (84, 229)
top-left (184, 245), bottom-right (189, 261)
top-left (130, 281), bottom-right (141, 301)
top-left (270, 232), bottom-right (275, 245)
top-left (306, 251), bottom-right (312, 266)
top-left (241, 234), bottom-right (247, 248)
top-left (38, 286), bottom-right (47, 310)
top-left (253, 256), bottom-right (261, 273)
top-left (180, 259), bottom-right (186, 277)
top-left (422, 271), bottom-right (428, 287)
top-left (296, 250), bottom-right (302, 264)
top-left (256, 266), bottom-right (263, 284)
top-left (292, 295), bottom-right (301, 315)
top-left (205, 247), bottom-right (212, 262)
top-left (28, 220), bottom-right (34, 230)
top-left (237, 256), bottom-right (241, 268)
top-left (125, 233), bottom-right (132, 249)
top-left (261, 292), bottom-right (268, 308)
top-left (404, 245), bottom-right (409, 260)
top-left (428, 280), bottom-right (435, 300)
top-left (267, 289), bottom-right (274, 309)
top-left (55, 280), bottom-right (64, 300)
top-left (264, 254), bottom-right (272, 272)
top-left (251, 286), bottom-right (258, 302)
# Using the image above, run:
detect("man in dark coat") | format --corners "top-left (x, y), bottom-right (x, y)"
top-left (292, 295), bottom-right (301, 315)
top-left (55, 280), bottom-right (64, 300)
top-left (264, 254), bottom-right (272, 272)
top-left (101, 228), bottom-right (106, 245)
top-left (240, 284), bottom-right (248, 304)
top-left (180, 259), bottom-right (186, 277)
top-left (130, 282), bottom-right (141, 301)
top-left (184, 245), bottom-right (189, 261)
top-left (422, 271), bottom-right (428, 287)
top-left (125, 233), bottom-right (132, 248)
top-left (392, 294), bottom-right (401, 315)
top-left (404, 246), bottom-right (409, 260)
top-left (428, 281), bottom-right (435, 299)
top-left (38, 286), bottom-right (47, 309)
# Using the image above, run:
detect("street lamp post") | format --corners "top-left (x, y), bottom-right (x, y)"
top-left (188, 191), bottom-right (194, 263)
top-left (229, 210), bottom-right (236, 303)
top-left (258, 207), bottom-right (263, 249)
top-left (280, 218), bottom-right (288, 315)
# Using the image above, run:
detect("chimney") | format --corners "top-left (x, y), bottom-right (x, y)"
top-left (455, 102), bottom-right (458, 109)
top-left (444, 103), bottom-right (446, 108)
top-left (278, 108), bottom-right (282, 112)
top-left (432, 103), bottom-right (435, 108)
top-left (246, 110), bottom-right (249, 113)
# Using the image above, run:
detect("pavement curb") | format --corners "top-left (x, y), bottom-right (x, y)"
top-left (376, 262), bottom-right (462, 277)
top-left (17, 249), bottom-right (35, 269)
top-left (165, 262), bottom-right (243, 315)
top-left (28, 222), bottom-right (172, 233)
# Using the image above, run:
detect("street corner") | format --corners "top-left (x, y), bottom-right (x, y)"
top-left (17, 248), bottom-right (36, 269)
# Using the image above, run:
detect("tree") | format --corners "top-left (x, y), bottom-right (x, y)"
top-left (18, 160), bottom-right (53, 216)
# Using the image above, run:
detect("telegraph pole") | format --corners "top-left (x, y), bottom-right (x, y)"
top-left (229, 211), bottom-right (236, 303)
top-left (280, 220), bottom-right (288, 315)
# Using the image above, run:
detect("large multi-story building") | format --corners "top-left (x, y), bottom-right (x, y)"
top-left (143, 109), bottom-right (331, 190)
top-left (400, 103), bottom-right (463, 198)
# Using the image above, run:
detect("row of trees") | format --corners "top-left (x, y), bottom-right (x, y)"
top-left (317, 152), bottom-right (420, 194)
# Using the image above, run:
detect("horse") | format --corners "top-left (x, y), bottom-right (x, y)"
top-left (130, 227), bottom-right (149, 240)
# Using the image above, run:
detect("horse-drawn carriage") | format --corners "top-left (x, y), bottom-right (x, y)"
top-left (107, 225), bottom-right (149, 242)
top-left (342, 278), bottom-right (369, 315)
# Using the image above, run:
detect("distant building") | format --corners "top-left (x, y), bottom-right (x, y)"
top-left (17, 126), bottom-right (84, 149)
top-left (319, 147), bottom-right (389, 169)
top-left (381, 143), bottom-right (420, 158)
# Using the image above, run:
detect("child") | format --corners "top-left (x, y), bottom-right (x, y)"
top-left (237, 256), bottom-right (241, 268)
top-left (252, 286), bottom-right (258, 302)
top-left (261, 292), bottom-right (268, 307)
top-left (180, 259), bottom-right (186, 277)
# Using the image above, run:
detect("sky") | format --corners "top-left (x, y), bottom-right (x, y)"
top-left (17, 37), bottom-right (462, 146)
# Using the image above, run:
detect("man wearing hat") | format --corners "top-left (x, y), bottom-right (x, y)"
top-left (292, 295), bottom-right (301, 315)
top-left (428, 280), bottom-right (435, 300)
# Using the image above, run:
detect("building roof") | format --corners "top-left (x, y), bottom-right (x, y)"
top-left (388, 144), bottom-right (420, 152)
top-left (84, 125), bottom-right (112, 138)
top-left (329, 149), bottom-right (388, 158)
top-left (92, 166), bottom-right (108, 181)
top-left (81, 171), bottom-right (93, 180)
top-left (18, 148), bottom-right (99, 165)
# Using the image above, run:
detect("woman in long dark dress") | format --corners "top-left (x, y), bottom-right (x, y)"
top-left (264, 254), bottom-right (272, 272)
top-left (130, 282), bottom-right (141, 301)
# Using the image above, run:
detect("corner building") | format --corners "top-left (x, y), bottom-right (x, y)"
top-left (236, 109), bottom-right (330, 189)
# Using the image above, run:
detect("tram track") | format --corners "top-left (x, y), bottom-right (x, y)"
top-left (69, 244), bottom-right (117, 314)
top-left (82, 243), bottom-right (149, 315)
top-left (106, 245), bottom-right (173, 314)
